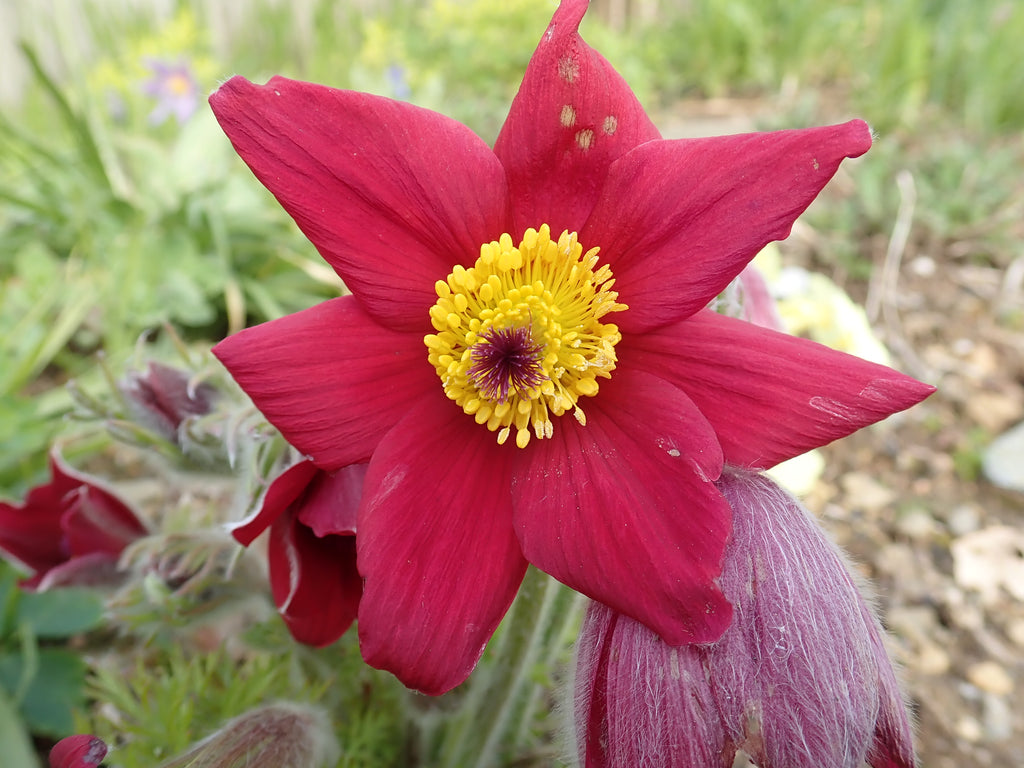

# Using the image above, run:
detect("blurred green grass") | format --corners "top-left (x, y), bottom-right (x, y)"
top-left (1, 0), bottom-right (1021, 493)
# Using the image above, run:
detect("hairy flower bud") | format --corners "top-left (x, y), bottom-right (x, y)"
top-left (157, 702), bottom-right (339, 768)
top-left (120, 361), bottom-right (216, 444)
top-left (574, 468), bottom-right (915, 768)
top-left (49, 735), bottom-right (108, 768)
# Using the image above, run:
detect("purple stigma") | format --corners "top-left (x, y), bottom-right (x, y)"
top-left (468, 325), bottom-right (545, 403)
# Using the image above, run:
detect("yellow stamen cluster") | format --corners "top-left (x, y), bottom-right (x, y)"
top-left (424, 224), bottom-right (626, 448)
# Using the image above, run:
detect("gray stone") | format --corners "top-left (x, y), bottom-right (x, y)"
top-left (982, 420), bottom-right (1024, 492)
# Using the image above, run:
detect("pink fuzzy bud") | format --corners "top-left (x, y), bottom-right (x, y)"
top-left (575, 468), bottom-right (915, 768)
top-left (157, 703), bottom-right (338, 768)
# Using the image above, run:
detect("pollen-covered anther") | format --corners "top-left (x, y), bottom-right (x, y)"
top-left (424, 225), bottom-right (626, 447)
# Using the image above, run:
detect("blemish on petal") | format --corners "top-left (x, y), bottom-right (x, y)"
top-left (560, 104), bottom-right (577, 128)
top-left (575, 129), bottom-right (595, 151)
top-left (558, 56), bottom-right (580, 83)
top-left (602, 115), bottom-right (618, 135)
top-left (809, 395), bottom-right (857, 423)
top-left (812, 157), bottom-right (820, 170)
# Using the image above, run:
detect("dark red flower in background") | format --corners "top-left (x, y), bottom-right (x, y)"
top-left (230, 460), bottom-right (363, 647)
top-left (0, 451), bottom-right (148, 590)
top-left (209, 0), bottom-right (933, 693)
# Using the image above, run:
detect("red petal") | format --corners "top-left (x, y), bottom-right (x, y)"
top-left (0, 493), bottom-right (66, 574)
top-left (357, 401), bottom-right (527, 695)
top-left (210, 76), bottom-right (510, 332)
top-left (582, 121), bottom-right (872, 333)
top-left (49, 735), bottom-right (108, 768)
top-left (295, 463), bottom-right (365, 537)
top-left (213, 297), bottom-right (437, 470)
top-left (0, 451), bottom-right (144, 577)
top-left (230, 460), bottom-right (319, 546)
top-left (493, 0), bottom-right (660, 236)
top-left (61, 486), bottom-right (148, 557)
top-left (268, 512), bottom-right (361, 647)
top-left (627, 310), bottom-right (935, 468)
top-left (511, 368), bottom-right (732, 646)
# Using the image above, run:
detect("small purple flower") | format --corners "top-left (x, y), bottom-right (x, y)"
top-left (386, 64), bottom-right (411, 100)
top-left (575, 468), bottom-right (916, 768)
top-left (142, 58), bottom-right (200, 125)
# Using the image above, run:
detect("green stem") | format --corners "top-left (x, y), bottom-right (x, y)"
top-left (421, 567), bottom-right (584, 767)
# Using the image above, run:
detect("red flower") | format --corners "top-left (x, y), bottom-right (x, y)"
top-left (575, 470), bottom-right (916, 768)
top-left (0, 451), bottom-right (148, 590)
top-left (49, 735), bottom-right (108, 768)
top-left (209, 0), bottom-right (933, 693)
top-left (230, 460), bottom-right (363, 647)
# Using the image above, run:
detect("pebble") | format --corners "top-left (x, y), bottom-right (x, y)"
top-left (952, 527), bottom-right (1024, 603)
top-left (966, 661), bottom-right (1014, 696)
top-left (917, 642), bottom-right (952, 675)
top-left (841, 471), bottom-right (896, 512)
top-left (982, 693), bottom-right (1013, 741)
top-left (1007, 618), bottom-right (1024, 648)
top-left (895, 507), bottom-right (939, 540)
top-left (946, 504), bottom-right (981, 536)
top-left (955, 715), bottom-right (983, 743)
top-left (982, 420), bottom-right (1024, 492)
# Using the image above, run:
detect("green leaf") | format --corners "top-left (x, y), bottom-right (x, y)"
top-left (0, 686), bottom-right (40, 768)
top-left (16, 589), bottom-right (105, 639)
top-left (0, 648), bottom-right (87, 737)
top-left (17, 42), bottom-right (111, 193)
top-left (0, 563), bottom-right (22, 638)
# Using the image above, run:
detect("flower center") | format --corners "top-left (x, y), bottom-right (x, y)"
top-left (424, 224), bottom-right (626, 448)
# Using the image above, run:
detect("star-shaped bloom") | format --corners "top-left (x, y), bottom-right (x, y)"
top-left (230, 460), bottom-right (363, 647)
top-left (0, 451), bottom-right (148, 590)
top-left (209, 0), bottom-right (933, 693)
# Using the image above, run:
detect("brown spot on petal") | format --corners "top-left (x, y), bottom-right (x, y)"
top-left (560, 104), bottom-right (577, 128)
top-left (603, 115), bottom-right (618, 135)
top-left (575, 129), bottom-right (595, 151)
top-left (558, 56), bottom-right (580, 83)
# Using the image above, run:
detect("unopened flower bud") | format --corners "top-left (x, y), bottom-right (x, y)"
top-left (157, 702), bottom-right (339, 768)
top-left (574, 468), bottom-right (916, 768)
top-left (120, 362), bottom-right (216, 443)
top-left (49, 735), bottom-right (108, 768)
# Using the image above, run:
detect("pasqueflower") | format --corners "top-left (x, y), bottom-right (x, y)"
top-left (574, 469), bottom-right (916, 768)
top-left (230, 460), bottom-right (364, 647)
top-left (209, 0), bottom-right (933, 693)
top-left (0, 450), bottom-right (148, 590)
